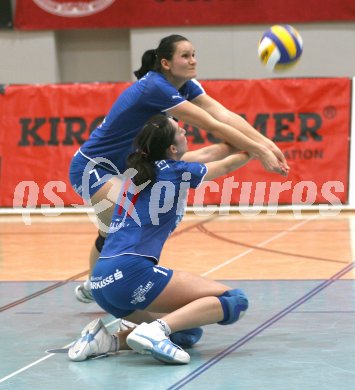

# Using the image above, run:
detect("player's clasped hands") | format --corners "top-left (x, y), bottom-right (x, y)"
top-left (256, 147), bottom-right (290, 177)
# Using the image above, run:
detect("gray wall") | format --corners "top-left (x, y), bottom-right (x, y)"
top-left (1, 23), bottom-right (355, 84)
top-left (131, 24), bottom-right (355, 80)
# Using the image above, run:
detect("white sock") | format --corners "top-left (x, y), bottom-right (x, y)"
top-left (155, 319), bottom-right (171, 337)
top-left (109, 335), bottom-right (119, 353)
top-left (83, 279), bottom-right (91, 291)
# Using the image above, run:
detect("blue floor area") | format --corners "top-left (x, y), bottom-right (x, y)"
top-left (1, 279), bottom-right (355, 389)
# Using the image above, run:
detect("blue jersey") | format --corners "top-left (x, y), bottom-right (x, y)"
top-left (100, 160), bottom-right (207, 262)
top-left (79, 72), bottom-right (205, 173)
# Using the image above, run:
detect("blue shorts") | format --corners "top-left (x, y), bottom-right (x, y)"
top-left (69, 150), bottom-right (117, 200)
top-left (91, 255), bottom-right (173, 318)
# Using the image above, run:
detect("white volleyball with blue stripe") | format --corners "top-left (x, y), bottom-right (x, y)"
top-left (258, 25), bottom-right (303, 72)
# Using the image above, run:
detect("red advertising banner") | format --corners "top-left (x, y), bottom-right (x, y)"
top-left (0, 78), bottom-right (350, 208)
top-left (15, 0), bottom-right (355, 30)
top-left (0, 83), bottom-right (130, 208)
top-left (186, 78), bottom-right (350, 207)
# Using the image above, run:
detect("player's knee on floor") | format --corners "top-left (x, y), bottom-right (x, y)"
top-left (217, 289), bottom-right (249, 325)
top-left (95, 232), bottom-right (106, 253)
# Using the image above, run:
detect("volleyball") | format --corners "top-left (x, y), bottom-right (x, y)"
top-left (258, 25), bottom-right (303, 72)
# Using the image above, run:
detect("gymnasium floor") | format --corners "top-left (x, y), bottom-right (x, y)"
top-left (0, 211), bottom-right (354, 389)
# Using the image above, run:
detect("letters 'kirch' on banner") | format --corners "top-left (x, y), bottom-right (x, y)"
top-left (15, 0), bottom-right (355, 30)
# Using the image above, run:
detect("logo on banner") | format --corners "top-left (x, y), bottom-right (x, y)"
top-left (32, 0), bottom-right (116, 17)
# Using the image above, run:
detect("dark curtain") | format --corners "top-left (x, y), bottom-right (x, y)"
top-left (0, 0), bottom-right (13, 29)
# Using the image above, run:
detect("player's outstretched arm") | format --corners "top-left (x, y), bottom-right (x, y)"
top-left (203, 152), bottom-right (251, 181)
top-left (168, 101), bottom-right (287, 177)
top-left (192, 94), bottom-right (290, 174)
top-left (182, 143), bottom-right (237, 164)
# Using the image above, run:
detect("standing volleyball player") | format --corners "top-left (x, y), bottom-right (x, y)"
top-left (69, 114), bottom-right (251, 364)
top-left (69, 34), bottom-right (289, 303)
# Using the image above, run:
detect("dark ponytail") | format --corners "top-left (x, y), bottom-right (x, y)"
top-left (133, 49), bottom-right (157, 80)
top-left (133, 35), bottom-right (189, 80)
top-left (127, 115), bottom-right (176, 186)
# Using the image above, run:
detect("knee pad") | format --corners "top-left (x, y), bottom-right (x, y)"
top-left (170, 327), bottom-right (203, 348)
top-left (95, 232), bottom-right (106, 253)
top-left (217, 289), bottom-right (249, 325)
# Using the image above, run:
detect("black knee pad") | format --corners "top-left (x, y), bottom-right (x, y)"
top-left (95, 232), bottom-right (106, 253)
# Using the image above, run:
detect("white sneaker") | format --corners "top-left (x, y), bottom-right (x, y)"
top-left (78, 318), bottom-right (135, 338)
top-left (75, 280), bottom-right (94, 303)
top-left (117, 319), bottom-right (137, 331)
top-left (68, 319), bottom-right (117, 362)
top-left (126, 322), bottom-right (190, 364)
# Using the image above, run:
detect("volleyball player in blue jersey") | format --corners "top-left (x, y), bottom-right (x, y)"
top-left (70, 34), bottom-right (289, 303)
top-left (68, 114), bottom-right (251, 364)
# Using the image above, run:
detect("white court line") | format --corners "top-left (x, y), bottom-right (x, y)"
top-left (0, 216), bottom-right (316, 383)
top-left (0, 318), bottom-right (119, 384)
top-left (201, 216), bottom-right (316, 277)
top-left (0, 354), bottom-right (55, 384)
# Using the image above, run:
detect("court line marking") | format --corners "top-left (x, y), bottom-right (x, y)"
top-left (0, 271), bottom-right (89, 313)
top-left (198, 223), bottom-right (349, 264)
top-left (0, 215), bottom-right (315, 383)
top-left (201, 217), bottom-right (315, 277)
top-left (168, 260), bottom-right (355, 390)
top-left (0, 216), bottom-right (217, 313)
top-left (0, 318), bottom-right (119, 384)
